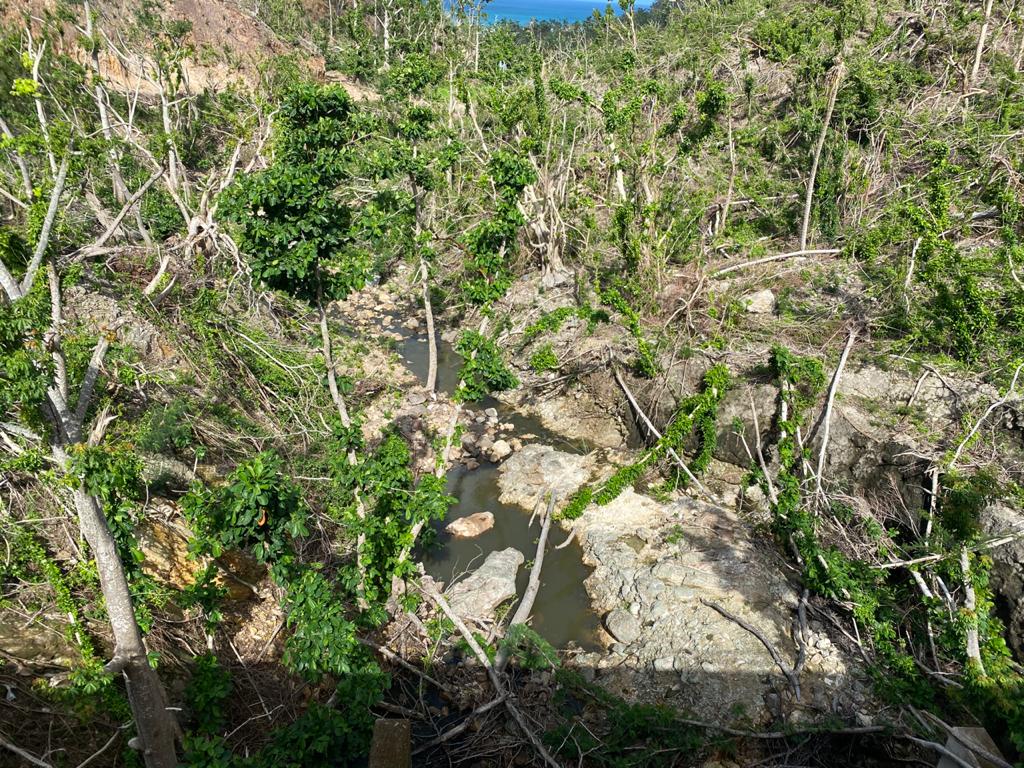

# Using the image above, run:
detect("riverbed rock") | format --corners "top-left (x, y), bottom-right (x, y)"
top-left (488, 439), bottom-right (513, 462)
top-left (529, 391), bottom-right (625, 449)
top-left (446, 548), bottom-right (524, 623)
top-left (605, 608), bottom-right (641, 644)
top-left (567, 488), bottom-right (865, 725)
top-left (498, 444), bottom-right (598, 511)
top-left (445, 512), bottom-right (495, 538)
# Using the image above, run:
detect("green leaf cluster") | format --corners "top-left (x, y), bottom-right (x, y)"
top-left (454, 330), bottom-right (520, 402)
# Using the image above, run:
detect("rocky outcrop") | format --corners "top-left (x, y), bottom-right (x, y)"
top-left (0, 610), bottom-right (78, 669)
top-left (498, 444), bottom-right (600, 509)
top-left (981, 502), bottom-right (1024, 660)
top-left (66, 286), bottom-right (178, 365)
top-left (445, 547), bottom-right (523, 624)
top-left (445, 512), bottom-right (495, 538)
top-left (138, 504), bottom-right (263, 600)
top-left (498, 445), bottom-right (870, 726)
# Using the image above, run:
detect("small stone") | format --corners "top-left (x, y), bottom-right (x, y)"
top-left (478, 435), bottom-right (495, 453)
top-left (649, 601), bottom-right (670, 621)
top-left (628, 602), bottom-right (641, 617)
top-left (403, 317), bottom-right (421, 329)
top-left (605, 608), bottom-right (641, 644)
top-left (489, 439), bottom-right (513, 462)
top-left (815, 636), bottom-right (832, 651)
top-left (742, 288), bottom-right (776, 314)
top-left (855, 712), bottom-right (873, 728)
top-left (445, 512), bottom-right (495, 538)
top-left (465, 458), bottom-right (480, 470)
top-left (484, 407), bottom-right (498, 419)
top-left (509, 438), bottom-right (523, 452)
top-left (407, 392), bottom-right (426, 405)
top-left (653, 656), bottom-right (675, 673)
top-left (475, 416), bottom-right (486, 424)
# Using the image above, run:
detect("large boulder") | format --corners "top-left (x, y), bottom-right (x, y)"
top-left (498, 444), bottom-right (598, 511)
top-left (0, 610), bottom-right (79, 668)
top-left (445, 548), bottom-right (523, 623)
top-left (445, 512), bottom-right (495, 538)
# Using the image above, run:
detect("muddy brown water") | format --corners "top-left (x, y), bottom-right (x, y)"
top-left (396, 329), bottom-right (602, 650)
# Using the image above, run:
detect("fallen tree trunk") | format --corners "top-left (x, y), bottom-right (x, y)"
top-left (494, 493), bottom-right (555, 673)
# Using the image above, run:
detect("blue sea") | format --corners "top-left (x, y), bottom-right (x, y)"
top-left (484, 0), bottom-right (654, 24)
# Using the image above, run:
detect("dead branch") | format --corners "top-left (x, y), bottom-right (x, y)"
top-left (0, 735), bottom-right (53, 768)
top-left (79, 169), bottom-right (164, 255)
top-left (422, 578), bottom-right (563, 768)
top-left (700, 598), bottom-right (802, 701)
top-left (813, 327), bottom-right (857, 499)
top-left (948, 361), bottom-right (1024, 469)
top-left (411, 695), bottom-right (508, 755)
top-left (494, 493), bottom-right (555, 673)
top-left (18, 152), bottom-right (70, 297)
top-left (612, 367), bottom-right (716, 502)
top-left (710, 249), bottom-right (842, 279)
top-left (800, 61), bottom-right (845, 251)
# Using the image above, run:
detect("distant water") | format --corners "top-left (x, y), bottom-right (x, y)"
top-left (484, 0), bottom-right (654, 24)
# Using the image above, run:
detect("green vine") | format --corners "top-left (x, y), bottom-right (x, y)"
top-left (561, 364), bottom-right (730, 520)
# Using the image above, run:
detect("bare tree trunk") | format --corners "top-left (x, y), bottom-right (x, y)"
top-left (959, 546), bottom-right (986, 676)
top-left (318, 302), bottom-right (369, 600)
top-left (799, 62), bottom-right (845, 252)
top-left (968, 0), bottom-right (996, 92)
top-left (28, 37), bottom-right (58, 176)
top-left (420, 258), bottom-right (437, 393)
top-left (73, 488), bottom-right (179, 767)
top-left (83, 1), bottom-right (129, 203)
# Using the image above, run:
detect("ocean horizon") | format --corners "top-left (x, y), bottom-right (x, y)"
top-left (483, 0), bottom-right (654, 24)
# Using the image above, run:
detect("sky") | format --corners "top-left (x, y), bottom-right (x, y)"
top-left (483, 0), bottom-right (655, 24)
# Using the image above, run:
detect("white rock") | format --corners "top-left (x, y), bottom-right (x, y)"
top-left (653, 656), bottom-right (676, 673)
top-left (446, 548), bottom-right (524, 621)
top-left (742, 288), bottom-right (776, 314)
top-left (445, 512), bottom-right (495, 538)
top-left (489, 439), bottom-right (513, 462)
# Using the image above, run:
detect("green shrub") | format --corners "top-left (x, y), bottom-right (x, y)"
top-left (181, 451), bottom-right (308, 579)
top-left (137, 397), bottom-right (193, 455)
top-left (529, 343), bottom-right (559, 373)
top-left (455, 330), bottom-right (519, 401)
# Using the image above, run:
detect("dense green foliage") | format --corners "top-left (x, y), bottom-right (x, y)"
top-left (219, 86), bottom-right (370, 303)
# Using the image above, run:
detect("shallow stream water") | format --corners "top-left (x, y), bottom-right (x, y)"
top-left (395, 328), bottom-right (602, 650)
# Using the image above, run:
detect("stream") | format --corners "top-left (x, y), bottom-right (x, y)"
top-left (395, 328), bottom-right (602, 650)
